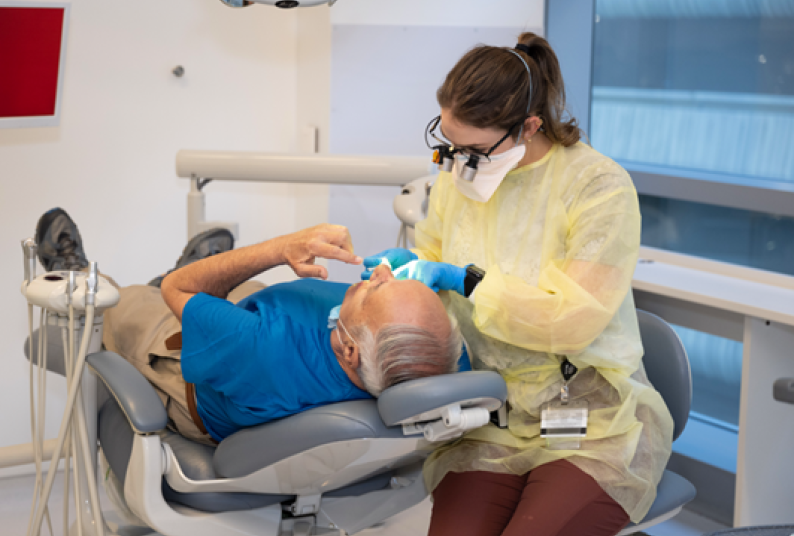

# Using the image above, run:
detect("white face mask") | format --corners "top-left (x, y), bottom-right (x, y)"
top-left (453, 143), bottom-right (526, 203)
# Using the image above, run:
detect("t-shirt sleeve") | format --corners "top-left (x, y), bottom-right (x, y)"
top-left (180, 292), bottom-right (272, 394)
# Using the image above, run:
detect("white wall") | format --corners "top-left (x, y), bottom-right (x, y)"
top-left (330, 0), bottom-right (543, 27)
top-left (0, 0), bottom-right (303, 465)
top-left (292, 7), bottom-right (332, 236)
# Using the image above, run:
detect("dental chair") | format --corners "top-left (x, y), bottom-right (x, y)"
top-left (26, 309), bottom-right (698, 536)
top-left (25, 326), bottom-right (508, 536)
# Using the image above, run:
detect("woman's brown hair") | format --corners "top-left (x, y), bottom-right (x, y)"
top-left (437, 32), bottom-right (581, 147)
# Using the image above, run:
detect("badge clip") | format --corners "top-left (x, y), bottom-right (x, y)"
top-left (541, 358), bottom-right (588, 450)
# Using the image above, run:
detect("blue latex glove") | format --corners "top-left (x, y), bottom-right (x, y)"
top-left (361, 248), bottom-right (418, 280)
top-left (393, 260), bottom-right (466, 295)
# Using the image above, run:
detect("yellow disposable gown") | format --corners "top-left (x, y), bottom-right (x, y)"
top-left (414, 142), bottom-right (674, 523)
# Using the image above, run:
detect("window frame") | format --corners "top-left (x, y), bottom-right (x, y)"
top-left (545, 0), bottom-right (794, 219)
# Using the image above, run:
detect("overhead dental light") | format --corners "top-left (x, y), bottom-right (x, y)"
top-left (218, 0), bottom-right (338, 8)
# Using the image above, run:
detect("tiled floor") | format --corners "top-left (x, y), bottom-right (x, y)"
top-left (1, 471), bottom-right (728, 536)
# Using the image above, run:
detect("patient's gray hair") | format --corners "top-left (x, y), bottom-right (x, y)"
top-left (352, 314), bottom-right (463, 397)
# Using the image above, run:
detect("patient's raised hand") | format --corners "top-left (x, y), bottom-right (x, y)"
top-left (280, 224), bottom-right (363, 280)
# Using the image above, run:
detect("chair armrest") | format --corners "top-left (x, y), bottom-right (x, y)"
top-left (87, 351), bottom-right (167, 433)
top-left (377, 371), bottom-right (507, 426)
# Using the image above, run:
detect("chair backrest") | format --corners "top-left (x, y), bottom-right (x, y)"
top-left (637, 309), bottom-right (692, 441)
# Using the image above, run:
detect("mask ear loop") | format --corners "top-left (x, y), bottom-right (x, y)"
top-left (505, 48), bottom-right (533, 142)
top-left (337, 316), bottom-right (358, 348)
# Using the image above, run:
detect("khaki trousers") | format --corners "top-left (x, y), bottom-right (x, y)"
top-left (102, 281), bottom-right (265, 445)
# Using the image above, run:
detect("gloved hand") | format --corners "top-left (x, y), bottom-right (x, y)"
top-left (361, 248), bottom-right (418, 280)
top-left (393, 260), bottom-right (466, 295)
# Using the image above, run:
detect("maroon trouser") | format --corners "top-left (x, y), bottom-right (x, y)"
top-left (428, 460), bottom-right (631, 536)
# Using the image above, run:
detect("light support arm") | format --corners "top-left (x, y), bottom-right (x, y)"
top-left (176, 151), bottom-right (431, 186)
top-left (176, 151), bottom-right (434, 241)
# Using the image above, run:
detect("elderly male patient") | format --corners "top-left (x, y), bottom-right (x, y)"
top-left (35, 209), bottom-right (462, 446)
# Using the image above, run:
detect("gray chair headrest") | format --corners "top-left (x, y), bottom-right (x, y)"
top-left (377, 371), bottom-right (507, 426)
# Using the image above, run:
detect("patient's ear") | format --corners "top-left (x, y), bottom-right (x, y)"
top-left (342, 343), bottom-right (361, 370)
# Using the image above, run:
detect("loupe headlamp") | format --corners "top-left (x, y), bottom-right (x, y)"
top-left (426, 116), bottom-right (484, 180)
top-left (459, 154), bottom-right (479, 182)
top-left (431, 145), bottom-right (480, 181)
top-left (425, 114), bottom-right (522, 182)
top-left (431, 144), bottom-right (456, 172)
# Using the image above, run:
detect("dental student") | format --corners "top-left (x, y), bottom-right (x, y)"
top-left (363, 33), bottom-right (674, 536)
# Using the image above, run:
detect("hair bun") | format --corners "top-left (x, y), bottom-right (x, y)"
top-left (515, 43), bottom-right (532, 56)
top-left (516, 32), bottom-right (548, 58)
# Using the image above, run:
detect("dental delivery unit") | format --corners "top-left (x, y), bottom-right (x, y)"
top-left (20, 239), bottom-right (119, 536)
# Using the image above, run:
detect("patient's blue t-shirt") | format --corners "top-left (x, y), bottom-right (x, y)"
top-left (180, 279), bottom-right (371, 442)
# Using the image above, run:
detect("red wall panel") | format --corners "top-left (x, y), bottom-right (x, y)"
top-left (0, 7), bottom-right (65, 118)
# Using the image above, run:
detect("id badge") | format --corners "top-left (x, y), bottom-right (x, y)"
top-left (541, 400), bottom-right (588, 450)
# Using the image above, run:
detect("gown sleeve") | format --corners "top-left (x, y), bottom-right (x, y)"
top-left (472, 167), bottom-right (641, 356)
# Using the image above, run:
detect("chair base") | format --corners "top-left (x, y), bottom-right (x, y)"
top-left (125, 434), bottom-right (284, 536)
top-left (100, 505), bottom-right (344, 536)
top-left (117, 433), bottom-right (428, 536)
top-left (101, 517), bottom-right (344, 536)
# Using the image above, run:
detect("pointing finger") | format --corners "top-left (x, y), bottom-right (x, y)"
top-left (325, 226), bottom-right (359, 259)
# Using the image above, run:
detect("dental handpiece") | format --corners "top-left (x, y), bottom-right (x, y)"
top-left (21, 238), bottom-right (37, 285)
top-left (67, 271), bottom-right (75, 307)
top-left (85, 262), bottom-right (98, 306)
